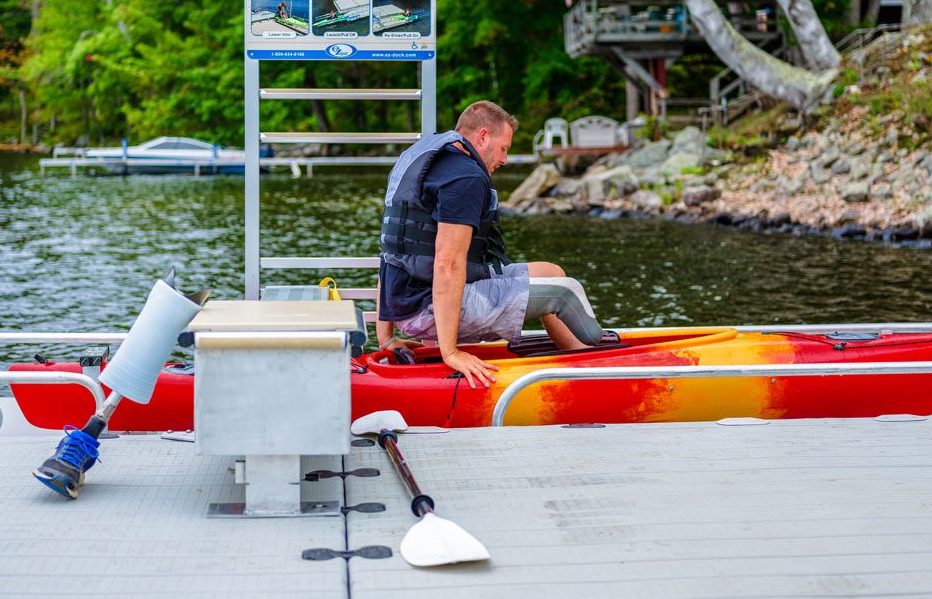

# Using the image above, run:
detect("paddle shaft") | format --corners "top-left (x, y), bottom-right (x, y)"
top-left (378, 430), bottom-right (435, 517)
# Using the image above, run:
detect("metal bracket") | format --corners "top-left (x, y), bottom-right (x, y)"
top-left (304, 468), bottom-right (379, 481)
top-left (79, 347), bottom-right (117, 438)
top-left (301, 545), bottom-right (392, 561)
top-left (207, 500), bottom-right (340, 518)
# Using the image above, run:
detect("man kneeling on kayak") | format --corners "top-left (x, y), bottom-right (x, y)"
top-left (377, 100), bottom-right (607, 388)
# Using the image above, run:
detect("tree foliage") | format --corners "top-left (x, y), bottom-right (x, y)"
top-left (0, 0), bottom-right (902, 148)
top-left (1, 0), bottom-right (631, 149)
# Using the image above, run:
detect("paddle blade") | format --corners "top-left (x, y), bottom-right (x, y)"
top-left (400, 512), bottom-right (490, 567)
top-left (351, 410), bottom-right (408, 436)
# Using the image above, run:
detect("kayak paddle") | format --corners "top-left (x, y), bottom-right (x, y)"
top-left (351, 411), bottom-right (490, 567)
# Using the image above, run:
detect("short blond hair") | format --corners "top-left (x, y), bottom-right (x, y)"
top-left (455, 100), bottom-right (519, 135)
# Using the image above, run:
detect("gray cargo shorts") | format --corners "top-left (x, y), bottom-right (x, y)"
top-left (395, 262), bottom-right (530, 344)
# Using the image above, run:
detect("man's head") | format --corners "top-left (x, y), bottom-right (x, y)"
top-left (455, 101), bottom-right (518, 174)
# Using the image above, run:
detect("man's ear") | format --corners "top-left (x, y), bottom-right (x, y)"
top-left (474, 127), bottom-right (490, 148)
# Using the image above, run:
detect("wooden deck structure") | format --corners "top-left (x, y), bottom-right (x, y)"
top-left (564, 0), bottom-right (782, 120)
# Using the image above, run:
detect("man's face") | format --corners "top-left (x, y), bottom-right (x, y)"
top-left (471, 125), bottom-right (513, 174)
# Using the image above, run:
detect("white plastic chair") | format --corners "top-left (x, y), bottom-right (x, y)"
top-left (543, 118), bottom-right (569, 149)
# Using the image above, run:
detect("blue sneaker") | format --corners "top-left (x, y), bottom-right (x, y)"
top-left (32, 426), bottom-right (100, 499)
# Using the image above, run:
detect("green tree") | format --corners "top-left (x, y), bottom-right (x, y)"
top-left (0, 0), bottom-right (32, 143)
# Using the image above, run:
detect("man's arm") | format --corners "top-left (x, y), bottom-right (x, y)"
top-left (375, 278), bottom-right (395, 347)
top-left (434, 222), bottom-right (498, 388)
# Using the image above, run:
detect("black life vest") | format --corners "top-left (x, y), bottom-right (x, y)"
top-left (379, 131), bottom-right (510, 284)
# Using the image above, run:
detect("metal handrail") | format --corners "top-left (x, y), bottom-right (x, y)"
top-left (491, 361), bottom-right (932, 426)
top-left (835, 23), bottom-right (901, 56)
top-left (0, 371), bottom-right (106, 410)
top-left (3, 323), bottom-right (932, 347)
top-left (0, 332), bottom-right (127, 344)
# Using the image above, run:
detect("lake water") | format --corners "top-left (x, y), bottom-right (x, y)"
top-left (1, 154), bottom-right (931, 366)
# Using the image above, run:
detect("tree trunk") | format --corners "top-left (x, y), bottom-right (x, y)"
top-left (18, 88), bottom-right (27, 145)
top-left (904, 0), bottom-right (932, 24)
top-left (775, 0), bottom-right (841, 70)
top-left (846, 0), bottom-right (861, 26)
top-left (864, 0), bottom-right (882, 24)
top-left (687, 0), bottom-right (836, 111)
top-left (303, 68), bottom-right (331, 132)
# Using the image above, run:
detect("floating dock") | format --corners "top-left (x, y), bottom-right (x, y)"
top-left (38, 154), bottom-right (537, 177)
top-left (2, 417), bottom-right (931, 597)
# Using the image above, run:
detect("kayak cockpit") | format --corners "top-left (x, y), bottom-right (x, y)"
top-left (365, 327), bottom-right (738, 371)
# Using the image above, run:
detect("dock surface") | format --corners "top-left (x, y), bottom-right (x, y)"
top-left (2, 417), bottom-right (932, 597)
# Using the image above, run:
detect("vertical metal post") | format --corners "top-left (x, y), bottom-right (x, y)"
top-left (420, 58), bottom-right (437, 135)
top-left (244, 56), bottom-right (261, 300)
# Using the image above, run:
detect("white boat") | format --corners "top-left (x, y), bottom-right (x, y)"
top-left (84, 136), bottom-right (249, 174)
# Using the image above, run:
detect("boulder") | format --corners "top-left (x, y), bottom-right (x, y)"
top-left (549, 199), bottom-right (575, 213)
top-left (920, 154), bottom-right (932, 176)
top-left (778, 175), bottom-right (805, 195)
top-left (849, 159), bottom-right (870, 181)
top-left (810, 162), bottom-right (831, 185)
top-left (836, 208), bottom-right (861, 225)
top-left (842, 181), bottom-right (871, 203)
top-left (681, 185), bottom-right (721, 206)
top-left (506, 164), bottom-right (561, 207)
top-left (582, 165), bottom-right (639, 206)
top-left (670, 126), bottom-right (706, 158)
top-left (657, 152), bottom-right (701, 178)
top-left (831, 157), bottom-right (851, 175)
top-left (551, 178), bottom-right (583, 197)
top-left (912, 204), bottom-right (932, 232)
top-left (884, 127), bottom-right (899, 148)
top-left (625, 139), bottom-right (671, 169)
top-left (872, 182), bottom-right (893, 199)
top-left (628, 190), bottom-right (663, 213)
top-left (819, 145), bottom-right (840, 168)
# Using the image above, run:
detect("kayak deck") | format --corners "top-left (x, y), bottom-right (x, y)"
top-left (11, 327), bottom-right (932, 430)
top-left (2, 417), bottom-right (932, 597)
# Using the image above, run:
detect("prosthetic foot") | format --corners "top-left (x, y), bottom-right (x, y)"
top-left (32, 426), bottom-right (100, 499)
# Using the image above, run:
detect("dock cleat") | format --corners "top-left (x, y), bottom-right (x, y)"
top-left (32, 425), bottom-right (100, 499)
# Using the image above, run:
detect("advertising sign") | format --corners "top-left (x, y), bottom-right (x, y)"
top-left (246, 0), bottom-right (436, 60)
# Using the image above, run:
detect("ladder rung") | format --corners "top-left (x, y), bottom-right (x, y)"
top-left (261, 132), bottom-right (421, 145)
top-left (260, 88), bottom-right (422, 100)
top-left (262, 257), bottom-right (380, 269)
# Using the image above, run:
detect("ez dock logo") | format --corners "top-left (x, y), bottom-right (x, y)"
top-left (325, 44), bottom-right (356, 58)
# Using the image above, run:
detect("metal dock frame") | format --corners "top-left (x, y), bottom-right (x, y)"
top-left (243, 7), bottom-right (437, 312)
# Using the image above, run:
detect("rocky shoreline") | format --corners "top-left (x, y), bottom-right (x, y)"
top-left (502, 119), bottom-right (932, 245)
top-left (502, 29), bottom-right (932, 246)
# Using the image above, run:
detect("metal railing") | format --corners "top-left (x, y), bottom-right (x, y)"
top-left (491, 361), bottom-right (932, 426)
top-left (835, 23), bottom-right (902, 56)
top-left (4, 322), bottom-right (932, 352)
top-left (0, 371), bottom-right (105, 411)
top-left (705, 23), bottom-right (902, 126)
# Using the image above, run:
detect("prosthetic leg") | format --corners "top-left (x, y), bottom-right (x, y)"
top-left (33, 269), bottom-right (209, 499)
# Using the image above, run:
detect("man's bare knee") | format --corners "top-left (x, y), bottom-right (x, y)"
top-left (528, 261), bottom-right (565, 278)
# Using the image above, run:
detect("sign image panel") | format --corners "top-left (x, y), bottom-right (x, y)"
top-left (250, 0), bottom-right (310, 36)
top-left (245, 0), bottom-right (436, 60)
top-left (312, 0), bottom-right (370, 37)
top-left (372, 0), bottom-right (431, 37)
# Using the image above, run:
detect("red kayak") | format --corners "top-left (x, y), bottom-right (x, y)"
top-left (9, 327), bottom-right (932, 430)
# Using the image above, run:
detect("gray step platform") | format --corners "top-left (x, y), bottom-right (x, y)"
top-left (3, 417), bottom-right (932, 597)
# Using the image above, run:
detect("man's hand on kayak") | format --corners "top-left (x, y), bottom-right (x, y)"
top-left (442, 349), bottom-right (499, 389)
